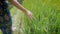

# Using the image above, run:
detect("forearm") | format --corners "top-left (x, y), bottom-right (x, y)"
top-left (8, 0), bottom-right (27, 12)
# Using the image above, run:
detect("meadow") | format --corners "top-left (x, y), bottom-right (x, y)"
top-left (22, 0), bottom-right (60, 34)
top-left (0, 0), bottom-right (60, 34)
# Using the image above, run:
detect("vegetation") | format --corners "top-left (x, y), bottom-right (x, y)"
top-left (22, 0), bottom-right (60, 34)
top-left (0, 0), bottom-right (60, 34)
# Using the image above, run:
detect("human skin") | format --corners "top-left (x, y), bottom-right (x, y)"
top-left (8, 0), bottom-right (32, 18)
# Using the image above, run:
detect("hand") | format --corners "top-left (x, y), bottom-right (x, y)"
top-left (25, 10), bottom-right (32, 19)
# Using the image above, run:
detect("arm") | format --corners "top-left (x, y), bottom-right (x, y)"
top-left (8, 0), bottom-right (27, 12)
top-left (8, 0), bottom-right (32, 18)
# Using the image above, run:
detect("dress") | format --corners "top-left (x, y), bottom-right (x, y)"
top-left (0, 0), bottom-right (12, 34)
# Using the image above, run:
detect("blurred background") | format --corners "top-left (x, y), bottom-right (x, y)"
top-left (0, 0), bottom-right (60, 34)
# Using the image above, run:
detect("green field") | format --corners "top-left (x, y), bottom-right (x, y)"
top-left (1, 0), bottom-right (60, 34)
top-left (10, 0), bottom-right (60, 34)
top-left (22, 0), bottom-right (60, 34)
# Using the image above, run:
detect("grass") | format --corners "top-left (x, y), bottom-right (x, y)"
top-left (10, 7), bottom-right (17, 16)
top-left (22, 0), bottom-right (60, 34)
top-left (0, 30), bottom-right (2, 34)
top-left (0, 0), bottom-right (60, 34)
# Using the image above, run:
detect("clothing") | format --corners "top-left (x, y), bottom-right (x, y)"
top-left (0, 0), bottom-right (12, 34)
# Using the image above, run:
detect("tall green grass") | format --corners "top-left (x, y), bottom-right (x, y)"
top-left (22, 0), bottom-right (60, 34)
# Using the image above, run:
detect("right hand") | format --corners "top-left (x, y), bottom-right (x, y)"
top-left (25, 10), bottom-right (32, 19)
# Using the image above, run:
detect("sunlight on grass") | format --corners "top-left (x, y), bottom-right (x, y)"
top-left (0, 30), bottom-right (2, 34)
top-left (10, 7), bottom-right (17, 16)
top-left (22, 0), bottom-right (60, 34)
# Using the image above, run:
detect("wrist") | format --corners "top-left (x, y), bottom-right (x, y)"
top-left (22, 9), bottom-right (28, 13)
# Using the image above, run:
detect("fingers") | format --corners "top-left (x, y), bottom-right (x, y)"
top-left (28, 14), bottom-right (36, 21)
